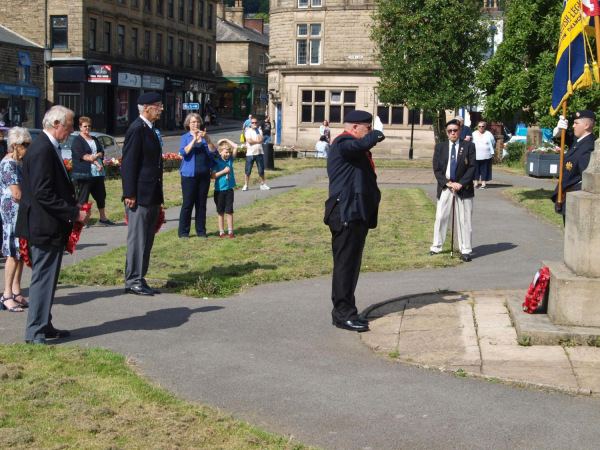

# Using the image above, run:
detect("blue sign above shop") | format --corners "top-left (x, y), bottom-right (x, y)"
top-left (183, 103), bottom-right (200, 110)
top-left (0, 84), bottom-right (40, 98)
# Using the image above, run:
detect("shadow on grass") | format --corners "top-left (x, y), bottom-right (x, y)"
top-left (169, 261), bottom-right (278, 283)
top-left (511, 188), bottom-right (553, 200)
top-left (229, 223), bottom-right (281, 236)
top-left (472, 242), bottom-right (517, 257)
top-left (63, 306), bottom-right (224, 341)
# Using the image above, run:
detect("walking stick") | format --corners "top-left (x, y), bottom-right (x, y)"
top-left (450, 193), bottom-right (456, 259)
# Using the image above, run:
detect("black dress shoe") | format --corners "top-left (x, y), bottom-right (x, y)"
top-left (45, 328), bottom-right (70, 339)
top-left (125, 285), bottom-right (154, 296)
top-left (461, 254), bottom-right (472, 262)
top-left (356, 317), bottom-right (369, 325)
top-left (332, 319), bottom-right (370, 332)
top-left (141, 281), bottom-right (160, 294)
top-left (429, 251), bottom-right (439, 256)
top-left (26, 338), bottom-right (48, 345)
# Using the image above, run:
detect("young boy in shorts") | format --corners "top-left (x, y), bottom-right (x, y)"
top-left (212, 139), bottom-right (238, 237)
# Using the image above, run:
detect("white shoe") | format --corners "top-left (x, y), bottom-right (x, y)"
top-left (260, 184), bottom-right (270, 190)
top-left (242, 184), bottom-right (248, 191)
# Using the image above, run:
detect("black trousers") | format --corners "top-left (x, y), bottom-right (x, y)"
top-left (77, 177), bottom-right (107, 209)
top-left (178, 173), bottom-right (211, 237)
top-left (329, 204), bottom-right (369, 322)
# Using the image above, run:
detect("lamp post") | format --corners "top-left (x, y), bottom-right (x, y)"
top-left (408, 109), bottom-right (416, 160)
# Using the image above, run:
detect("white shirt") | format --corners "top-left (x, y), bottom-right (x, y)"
top-left (245, 128), bottom-right (263, 156)
top-left (445, 139), bottom-right (459, 180)
top-left (140, 114), bottom-right (153, 129)
top-left (44, 129), bottom-right (70, 179)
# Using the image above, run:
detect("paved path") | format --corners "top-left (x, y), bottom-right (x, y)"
top-left (2, 168), bottom-right (600, 449)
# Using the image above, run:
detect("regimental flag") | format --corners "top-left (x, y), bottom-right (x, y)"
top-left (551, 0), bottom-right (595, 115)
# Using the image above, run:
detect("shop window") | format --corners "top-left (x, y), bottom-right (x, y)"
top-left (178, 39), bottom-right (184, 66)
top-left (58, 93), bottom-right (81, 116)
top-left (132, 28), bottom-right (138, 58)
top-left (297, 23), bottom-right (321, 65)
top-left (157, 0), bottom-right (164, 15)
top-left (144, 31), bottom-right (151, 60)
top-left (156, 34), bottom-right (163, 62)
top-left (188, 0), bottom-right (194, 24)
top-left (198, 1), bottom-right (204, 27)
top-left (259, 54), bottom-right (265, 74)
top-left (167, 36), bottom-right (174, 64)
top-left (179, 0), bottom-right (184, 20)
top-left (197, 44), bottom-right (203, 70)
top-left (89, 18), bottom-right (97, 51)
top-left (51, 16), bottom-right (68, 49)
top-left (118, 25), bottom-right (125, 55)
top-left (18, 52), bottom-right (31, 84)
top-left (301, 90), bottom-right (355, 124)
top-left (144, 0), bottom-right (151, 12)
top-left (206, 46), bottom-right (212, 71)
top-left (207, 4), bottom-right (213, 30)
top-left (104, 21), bottom-right (111, 53)
top-left (84, 96), bottom-right (105, 115)
top-left (187, 42), bottom-right (193, 68)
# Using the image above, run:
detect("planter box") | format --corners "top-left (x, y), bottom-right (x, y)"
top-left (526, 152), bottom-right (560, 177)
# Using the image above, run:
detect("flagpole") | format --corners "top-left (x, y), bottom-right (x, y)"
top-left (557, 101), bottom-right (567, 212)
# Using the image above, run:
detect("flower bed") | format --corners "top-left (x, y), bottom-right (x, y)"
top-left (62, 152), bottom-right (183, 179)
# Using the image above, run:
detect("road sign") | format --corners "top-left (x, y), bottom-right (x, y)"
top-left (260, 94), bottom-right (268, 100)
top-left (183, 103), bottom-right (200, 110)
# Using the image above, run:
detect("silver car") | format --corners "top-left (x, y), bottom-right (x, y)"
top-left (59, 132), bottom-right (122, 160)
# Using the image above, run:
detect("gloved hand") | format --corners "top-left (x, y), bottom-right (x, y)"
top-left (553, 115), bottom-right (568, 137)
top-left (374, 116), bottom-right (384, 133)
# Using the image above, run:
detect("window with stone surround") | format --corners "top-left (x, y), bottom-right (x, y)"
top-left (198, 1), bottom-right (204, 27)
top-left (178, 39), bottom-right (184, 66)
top-left (197, 43), bottom-right (203, 70)
top-left (301, 90), bottom-right (356, 123)
top-left (157, 0), bottom-right (164, 15)
top-left (259, 54), bottom-right (265, 74)
top-left (144, 31), bottom-right (151, 59)
top-left (206, 46), bottom-right (212, 71)
top-left (156, 34), bottom-right (163, 62)
top-left (51, 16), bottom-right (68, 49)
top-left (144, 0), bottom-right (151, 12)
top-left (188, 0), bottom-right (194, 23)
top-left (118, 25), bottom-right (125, 55)
top-left (298, 0), bottom-right (322, 7)
top-left (297, 24), bottom-right (321, 65)
top-left (167, 36), bottom-right (174, 64)
top-left (17, 52), bottom-right (30, 84)
top-left (89, 18), bottom-right (97, 51)
top-left (104, 21), bottom-right (111, 53)
top-left (168, 0), bottom-right (174, 18)
top-left (179, 0), bottom-right (185, 20)
top-left (188, 42), bottom-right (194, 67)
top-left (207, 4), bottom-right (213, 30)
top-left (132, 28), bottom-right (138, 57)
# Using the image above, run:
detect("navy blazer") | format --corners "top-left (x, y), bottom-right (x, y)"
top-left (121, 116), bottom-right (164, 205)
top-left (71, 134), bottom-right (104, 179)
top-left (551, 132), bottom-right (595, 214)
top-left (325, 130), bottom-right (385, 228)
top-left (15, 131), bottom-right (79, 247)
top-left (433, 139), bottom-right (477, 199)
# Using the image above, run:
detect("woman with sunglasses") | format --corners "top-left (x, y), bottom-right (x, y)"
top-left (0, 127), bottom-right (31, 312)
top-left (472, 121), bottom-right (495, 189)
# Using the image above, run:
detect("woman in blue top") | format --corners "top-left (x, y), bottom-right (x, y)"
top-left (178, 113), bottom-right (216, 238)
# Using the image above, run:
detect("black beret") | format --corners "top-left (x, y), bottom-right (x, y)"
top-left (137, 92), bottom-right (162, 105)
top-left (573, 109), bottom-right (596, 120)
top-left (445, 119), bottom-right (460, 127)
top-left (344, 110), bottom-right (372, 123)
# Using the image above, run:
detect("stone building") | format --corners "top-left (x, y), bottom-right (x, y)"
top-left (216, 1), bottom-right (269, 119)
top-left (0, 25), bottom-right (45, 129)
top-left (0, 0), bottom-right (219, 133)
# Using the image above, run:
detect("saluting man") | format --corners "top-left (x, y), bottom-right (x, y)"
top-left (325, 110), bottom-right (385, 333)
top-left (552, 109), bottom-right (596, 224)
top-left (121, 92), bottom-right (164, 296)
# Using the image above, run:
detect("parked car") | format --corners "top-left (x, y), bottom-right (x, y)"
top-left (25, 129), bottom-right (121, 160)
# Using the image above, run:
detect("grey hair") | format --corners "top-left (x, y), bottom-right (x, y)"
top-left (42, 105), bottom-right (74, 130)
top-left (7, 126), bottom-right (31, 150)
top-left (138, 104), bottom-right (144, 114)
top-left (454, 115), bottom-right (464, 123)
top-left (183, 113), bottom-right (203, 130)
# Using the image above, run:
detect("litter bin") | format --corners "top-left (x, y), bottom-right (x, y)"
top-left (263, 143), bottom-right (275, 170)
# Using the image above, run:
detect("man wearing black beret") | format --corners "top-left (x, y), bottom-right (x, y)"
top-left (429, 119), bottom-right (476, 262)
top-left (121, 92), bottom-right (164, 296)
top-left (324, 110), bottom-right (385, 332)
top-left (552, 109), bottom-right (596, 223)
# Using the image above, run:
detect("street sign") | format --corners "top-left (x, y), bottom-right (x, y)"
top-left (260, 94), bottom-right (268, 100)
top-left (183, 103), bottom-right (200, 110)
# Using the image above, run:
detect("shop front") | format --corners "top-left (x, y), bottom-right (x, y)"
top-left (185, 79), bottom-right (217, 124)
top-left (216, 76), bottom-right (267, 119)
top-left (117, 72), bottom-right (166, 131)
top-left (166, 76), bottom-right (184, 130)
top-left (0, 84), bottom-right (41, 129)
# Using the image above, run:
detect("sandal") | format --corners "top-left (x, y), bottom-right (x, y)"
top-left (13, 294), bottom-right (29, 308)
top-left (0, 295), bottom-right (24, 312)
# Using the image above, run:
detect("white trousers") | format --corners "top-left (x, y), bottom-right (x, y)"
top-left (430, 188), bottom-right (473, 255)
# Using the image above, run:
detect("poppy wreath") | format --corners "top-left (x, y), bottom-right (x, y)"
top-left (124, 205), bottom-right (165, 234)
top-left (523, 267), bottom-right (550, 314)
top-left (66, 203), bottom-right (93, 254)
top-left (19, 238), bottom-right (31, 268)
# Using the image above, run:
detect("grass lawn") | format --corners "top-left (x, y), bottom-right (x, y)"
top-left (0, 345), bottom-right (307, 449)
top-left (60, 187), bottom-right (461, 298)
top-left (84, 158), bottom-right (432, 225)
top-left (502, 188), bottom-right (564, 229)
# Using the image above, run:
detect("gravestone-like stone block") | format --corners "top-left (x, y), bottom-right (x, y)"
top-left (564, 191), bottom-right (600, 278)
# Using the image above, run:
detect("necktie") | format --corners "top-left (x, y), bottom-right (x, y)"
top-left (450, 143), bottom-right (457, 181)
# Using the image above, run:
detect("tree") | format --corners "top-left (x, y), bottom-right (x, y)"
top-left (478, 0), bottom-right (600, 129)
top-left (371, 0), bottom-right (490, 142)
top-left (254, 12), bottom-right (270, 23)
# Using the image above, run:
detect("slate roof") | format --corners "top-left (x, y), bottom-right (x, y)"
top-left (0, 25), bottom-right (42, 48)
top-left (217, 18), bottom-right (269, 46)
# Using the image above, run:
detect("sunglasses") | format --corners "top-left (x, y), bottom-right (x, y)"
top-left (447, 129), bottom-right (460, 134)
top-left (251, 121), bottom-right (258, 124)
top-left (19, 142), bottom-right (31, 147)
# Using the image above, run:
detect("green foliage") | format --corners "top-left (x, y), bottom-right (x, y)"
top-left (371, 0), bottom-right (490, 140)
top-left (504, 142), bottom-right (527, 166)
top-left (478, 0), bottom-right (600, 128)
top-left (254, 12), bottom-right (270, 23)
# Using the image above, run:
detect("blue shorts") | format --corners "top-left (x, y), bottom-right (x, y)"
top-left (245, 155), bottom-right (264, 176)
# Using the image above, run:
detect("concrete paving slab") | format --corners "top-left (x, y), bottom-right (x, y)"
top-left (361, 332), bottom-right (399, 353)
top-left (403, 301), bottom-right (470, 317)
top-left (400, 315), bottom-right (464, 332)
top-left (367, 300), bottom-right (407, 318)
top-left (482, 362), bottom-right (579, 389)
top-left (478, 327), bottom-right (519, 347)
top-left (480, 344), bottom-right (569, 364)
top-left (476, 312), bottom-right (513, 329)
top-left (567, 347), bottom-right (600, 368)
top-left (396, 345), bottom-right (482, 368)
top-left (474, 301), bottom-right (509, 316)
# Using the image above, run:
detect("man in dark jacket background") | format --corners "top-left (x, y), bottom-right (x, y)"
top-left (325, 110), bottom-right (385, 333)
top-left (16, 105), bottom-right (90, 344)
top-left (121, 92), bottom-right (164, 296)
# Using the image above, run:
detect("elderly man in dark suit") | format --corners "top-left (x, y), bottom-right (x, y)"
top-left (551, 109), bottom-right (596, 224)
top-left (121, 92), bottom-right (164, 296)
top-left (325, 110), bottom-right (385, 333)
top-left (429, 119), bottom-right (477, 262)
top-left (16, 105), bottom-right (90, 344)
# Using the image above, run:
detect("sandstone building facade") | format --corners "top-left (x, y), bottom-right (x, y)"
top-left (0, 0), bottom-right (219, 133)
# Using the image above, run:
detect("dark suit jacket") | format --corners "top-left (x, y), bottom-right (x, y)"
top-left (325, 130), bottom-right (385, 228)
top-left (433, 139), bottom-right (477, 199)
top-left (551, 132), bottom-right (595, 214)
top-left (121, 116), bottom-right (164, 205)
top-left (71, 134), bottom-right (103, 180)
top-left (15, 131), bottom-right (79, 247)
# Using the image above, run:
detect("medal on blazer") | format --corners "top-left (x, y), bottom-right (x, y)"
top-left (566, 161), bottom-right (573, 171)
top-left (465, 157), bottom-right (468, 165)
